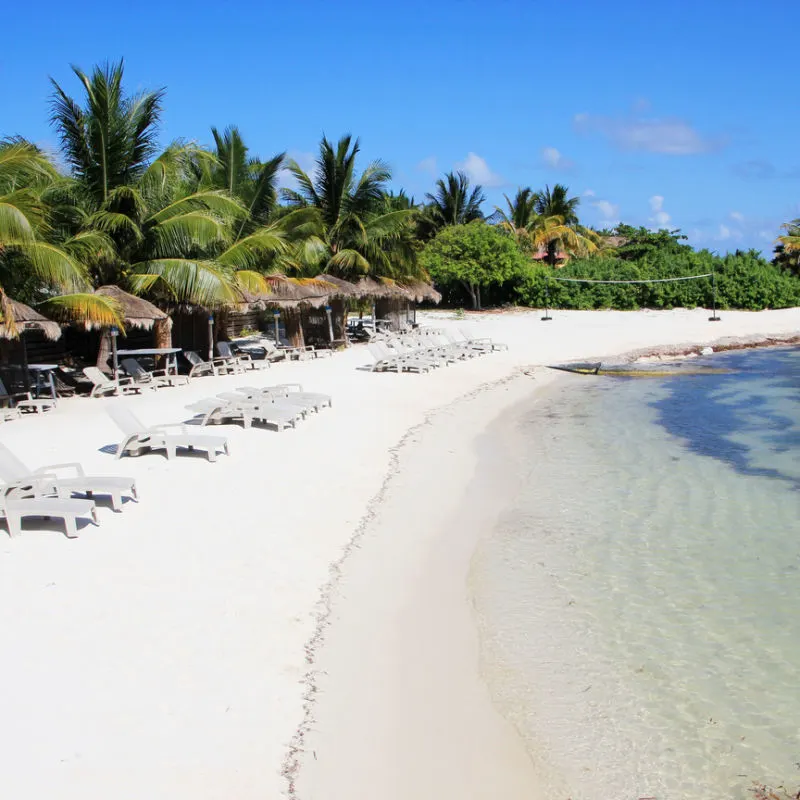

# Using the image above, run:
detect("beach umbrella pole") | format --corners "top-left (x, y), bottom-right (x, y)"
top-left (325, 305), bottom-right (334, 343)
top-left (708, 266), bottom-right (721, 321)
top-left (110, 326), bottom-right (119, 379)
top-left (273, 311), bottom-right (280, 345)
top-left (541, 272), bottom-right (553, 321)
top-left (208, 314), bottom-right (214, 360)
top-left (371, 301), bottom-right (377, 333)
top-left (21, 334), bottom-right (31, 393)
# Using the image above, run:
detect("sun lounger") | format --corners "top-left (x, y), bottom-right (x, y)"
top-left (442, 330), bottom-right (485, 356)
top-left (0, 378), bottom-right (57, 413)
top-left (1, 407), bottom-right (21, 422)
top-left (0, 443), bottom-right (137, 512)
top-left (108, 406), bottom-right (229, 461)
top-left (185, 397), bottom-right (254, 429)
top-left (238, 384), bottom-right (333, 411)
top-left (83, 366), bottom-right (140, 397)
top-left (216, 392), bottom-right (304, 429)
top-left (458, 325), bottom-right (508, 351)
top-left (368, 342), bottom-right (431, 373)
top-left (120, 358), bottom-right (189, 389)
top-left (216, 342), bottom-right (269, 371)
top-left (0, 488), bottom-right (97, 538)
top-left (184, 350), bottom-right (240, 378)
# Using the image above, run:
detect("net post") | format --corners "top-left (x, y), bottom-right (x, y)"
top-left (541, 271), bottom-right (553, 321)
top-left (708, 265), bottom-right (721, 322)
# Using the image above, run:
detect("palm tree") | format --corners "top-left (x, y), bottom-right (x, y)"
top-left (533, 183), bottom-right (599, 266)
top-left (776, 219), bottom-right (800, 276)
top-left (0, 138), bottom-right (121, 331)
top-left (49, 64), bottom-right (285, 309)
top-left (493, 187), bottom-right (539, 251)
top-left (281, 134), bottom-right (415, 279)
top-left (420, 171), bottom-right (484, 238)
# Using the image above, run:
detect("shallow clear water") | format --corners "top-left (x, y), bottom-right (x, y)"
top-left (471, 347), bottom-right (800, 800)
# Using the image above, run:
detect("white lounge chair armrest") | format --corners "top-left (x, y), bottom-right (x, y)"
top-left (147, 422), bottom-right (190, 435)
top-left (34, 462), bottom-right (86, 478)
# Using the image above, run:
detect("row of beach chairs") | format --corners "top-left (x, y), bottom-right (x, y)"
top-left (369, 326), bottom-right (507, 373)
top-left (0, 382), bottom-right (333, 538)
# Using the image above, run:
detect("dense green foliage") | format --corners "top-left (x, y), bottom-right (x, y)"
top-left (419, 223), bottom-right (528, 309)
top-left (515, 249), bottom-right (800, 310)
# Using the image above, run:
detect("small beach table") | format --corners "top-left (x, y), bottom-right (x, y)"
top-left (116, 347), bottom-right (183, 377)
top-left (25, 364), bottom-right (59, 400)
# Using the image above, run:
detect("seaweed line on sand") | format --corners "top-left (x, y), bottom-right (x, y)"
top-left (280, 365), bottom-right (536, 798)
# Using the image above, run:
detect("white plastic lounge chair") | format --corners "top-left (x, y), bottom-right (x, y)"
top-left (0, 443), bottom-right (137, 512)
top-left (0, 489), bottom-right (97, 538)
top-left (368, 342), bottom-right (430, 373)
top-left (216, 341), bottom-right (268, 371)
top-left (217, 392), bottom-right (304, 429)
top-left (120, 358), bottom-right (189, 388)
top-left (458, 325), bottom-right (508, 351)
top-left (184, 350), bottom-right (238, 378)
top-left (107, 406), bottom-right (229, 461)
top-left (442, 330), bottom-right (485, 356)
top-left (238, 384), bottom-right (332, 411)
top-left (185, 398), bottom-right (254, 429)
top-left (1, 406), bottom-right (21, 422)
top-left (0, 377), bottom-right (57, 413)
top-left (83, 366), bottom-right (140, 397)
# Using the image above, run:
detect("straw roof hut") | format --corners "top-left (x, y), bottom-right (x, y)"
top-left (314, 274), bottom-right (361, 298)
top-left (398, 281), bottom-right (442, 304)
top-left (93, 285), bottom-right (169, 330)
top-left (0, 297), bottom-right (62, 341)
top-left (241, 276), bottom-right (332, 309)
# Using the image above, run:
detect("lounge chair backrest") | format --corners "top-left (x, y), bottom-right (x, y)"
top-left (120, 358), bottom-right (147, 379)
top-left (216, 342), bottom-right (234, 359)
top-left (184, 351), bottom-right (204, 367)
top-left (0, 378), bottom-right (10, 397)
top-left (368, 343), bottom-right (387, 362)
top-left (83, 366), bottom-right (110, 385)
top-left (107, 406), bottom-right (144, 436)
top-left (0, 443), bottom-right (30, 481)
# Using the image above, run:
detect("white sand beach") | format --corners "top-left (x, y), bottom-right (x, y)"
top-left (0, 308), bottom-right (797, 800)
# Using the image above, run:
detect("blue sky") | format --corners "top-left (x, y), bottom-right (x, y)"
top-left (2, 0), bottom-right (797, 254)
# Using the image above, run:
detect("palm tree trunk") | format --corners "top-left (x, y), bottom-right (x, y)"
top-left (96, 330), bottom-right (112, 372)
top-left (283, 307), bottom-right (304, 347)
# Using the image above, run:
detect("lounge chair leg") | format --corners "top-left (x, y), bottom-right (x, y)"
top-left (64, 517), bottom-right (79, 538)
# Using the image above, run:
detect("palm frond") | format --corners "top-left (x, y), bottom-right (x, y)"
top-left (40, 292), bottom-right (125, 330)
top-left (128, 258), bottom-right (237, 307)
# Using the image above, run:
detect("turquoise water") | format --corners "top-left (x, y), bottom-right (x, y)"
top-left (471, 347), bottom-right (800, 800)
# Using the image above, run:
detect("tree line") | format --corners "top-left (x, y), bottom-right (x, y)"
top-left (2, 60), bottom-right (798, 328)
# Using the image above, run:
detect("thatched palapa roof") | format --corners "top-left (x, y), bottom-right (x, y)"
top-left (313, 274), bottom-right (360, 298)
top-left (0, 297), bottom-right (62, 341)
top-left (94, 285), bottom-right (169, 330)
top-left (398, 281), bottom-right (442, 304)
top-left (240, 276), bottom-right (333, 310)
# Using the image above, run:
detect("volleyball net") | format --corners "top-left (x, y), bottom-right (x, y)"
top-left (540, 270), bottom-right (721, 321)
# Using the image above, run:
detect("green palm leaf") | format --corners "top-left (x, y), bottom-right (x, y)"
top-left (128, 258), bottom-right (237, 307)
top-left (39, 293), bottom-right (125, 330)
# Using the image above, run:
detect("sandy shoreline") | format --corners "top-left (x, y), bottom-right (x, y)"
top-left (0, 308), bottom-right (797, 799)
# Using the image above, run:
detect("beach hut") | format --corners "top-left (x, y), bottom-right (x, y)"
top-left (89, 286), bottom-right (171, 372)
top-left (311, 274), bottom-right (360, 346)
top-left (232, 277), bottom-right (332, 348)
top-left (0, 295), bottom-right (63, 393)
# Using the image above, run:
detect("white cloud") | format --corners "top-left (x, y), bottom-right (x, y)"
top-left (454, 152), bottom-right (505, 187)
top-left (541, 146), bottom-right (574, 170)
top-left (575, 112), bottom-right (726, 155)
top-left (717, 224), bottom-right (732, 241)
top-left (583, 188), bottom-right (596, 197)
top-left (648, 194), bottom-right (671, 228)
top-left (593, 199), bottom-right (619, 220)
top-left (729, 210), bottom-right (745, 222)
top-left (416, 156), bottom-right (437, 176)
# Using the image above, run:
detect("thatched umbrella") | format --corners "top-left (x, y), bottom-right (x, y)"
top-left (310, 275), bottom-right (363, 344)
top-left (0, 297), bottom-right (62, 342)
top-left (92, 286), bottom-right (170, 375)
top-left (0, 295), bottom-right (62, 394)
top-left (398, 281), bottom-right (442, 305)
